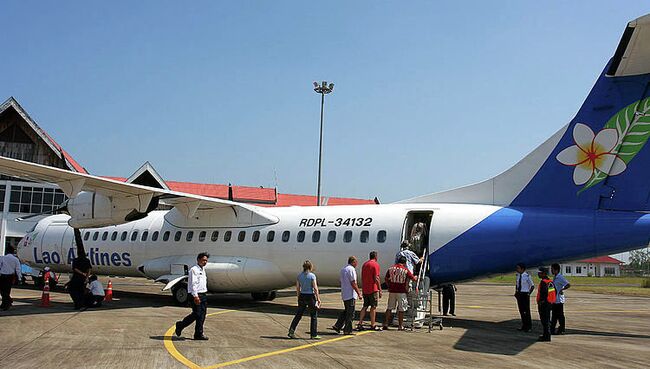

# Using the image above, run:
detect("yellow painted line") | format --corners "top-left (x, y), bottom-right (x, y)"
top-left (164, 310), bottom-right (236, 369)
top-left (202, 330), bottom-right (375, 369)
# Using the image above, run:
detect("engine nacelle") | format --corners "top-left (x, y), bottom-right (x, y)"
top-left (67, 191), bottom-right (155, 228)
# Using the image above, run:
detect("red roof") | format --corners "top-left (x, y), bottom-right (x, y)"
top-left (41, 130), bottom-right (88, 174)
top-left (577, 256), bottom-right (623, 264)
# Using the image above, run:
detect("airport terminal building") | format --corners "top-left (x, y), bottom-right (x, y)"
top-left (0, 97), bottom-right (376, 254)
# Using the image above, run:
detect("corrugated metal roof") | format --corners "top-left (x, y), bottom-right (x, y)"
top-left (577, 256), bottom-right (623, 264)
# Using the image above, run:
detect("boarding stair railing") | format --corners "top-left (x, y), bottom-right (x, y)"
top-left (406, 246), bottom-right (443, 332)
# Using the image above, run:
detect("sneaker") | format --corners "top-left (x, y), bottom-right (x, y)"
top-left (310, 335), bottom-right (321, 340)
top-left (330, 326), bottom-right (341, 334)
top-left (287, 331), bottom-right (296, 339)
top-left (175, 322), bottom-right (182, 337)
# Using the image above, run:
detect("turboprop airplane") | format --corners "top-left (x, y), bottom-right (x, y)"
top-left (4, 14), bottom-right (650, 305)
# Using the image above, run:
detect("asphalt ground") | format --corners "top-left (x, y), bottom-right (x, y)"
top-left (0, 277), bottom-right (648, 369)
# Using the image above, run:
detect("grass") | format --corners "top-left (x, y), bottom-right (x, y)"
top-left (479, 275), bottom-right (650, 297)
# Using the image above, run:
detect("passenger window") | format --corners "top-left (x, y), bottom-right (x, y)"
top-left (102, 232), bottom-right (108, 241)
top-left (297, 231), bottom-right (305, 243)
top-left (328, 230), bottom-right (336, 243)
top-left (163, 231), bottom-right (170, 241)
top-left (131, 231), bottom-right (138, 242)
top-left (377, 230), bottom-right (387, 243)
top-left (282, 231), bottom-right (290, 242)
top-left (141, 231), bottom-right (148, 242)
top-left (252, 231), bottom-right (260, 242)
top-left (344, 230), bottom-right (352, 243)
top-left (224, 231), bottom-right (232, 242)
top-left (199, 231), bottom-right (206, 242)
top-left (238, 231), bottom-right (246, 242)
top-left (121, 231), bottom-right (128, 241)
top-left (186, 231), bottom-right (194, 242)
top-left (312, 231), bottom-right (321, 242)
top-left (111, 232), bottom-right (118, 241)
top-left (267, 231), bottom-right (275, 242)
top-left (174, 231), bottom-right (182, 242)
top-left (360, 230), bottom-right (369, 243)
top-left (152, 231), bottom-right (159, 241)
top-left (211, 231), bottom-right (219, 242)
top-left (92, 232), bottom-right (99, 241)
top-left (84, 232), bottom-right (90, 241)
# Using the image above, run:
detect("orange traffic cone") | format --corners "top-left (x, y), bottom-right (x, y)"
top-left (40, 280), bottom-right (51, 307)
top-left (105, 280), bottom-right (113, 302)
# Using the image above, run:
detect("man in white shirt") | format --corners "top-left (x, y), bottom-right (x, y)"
top-left (332, 256), bottom-right (362, 335)
top-left (0, 246), bottom-right (22, 311)
top-left (551, 263), bottom-right (571, 335)
top-left (175, 252), bottom-right (210, 340)
top-left (395, 241), bottom-right (422, 275)
top-left (514, 263), bottom-right (535, 332)
top-left (83, 274), bottom-right (105, 309)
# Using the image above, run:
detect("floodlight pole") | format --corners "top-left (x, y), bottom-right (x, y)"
top-left (313, 81), bottom-right (334, 206)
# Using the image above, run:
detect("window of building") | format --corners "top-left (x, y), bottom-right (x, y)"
top-left (111, 232), bottom-right (118, 241)
top-left (327, 231), bottom-right (336, 243)
top-left (84, 232), bottom-right (90, 241)
top-left (343, 230), bottom-right (352, 243)
top-left (131, 231), bottom-right (138, 242)
top-left (224, 231), bottom-right (232, 242)
top-left (141, 231), bottom-right (148, 241)
top-left (152, 231), bottom-right (159, 242)
top-left (252, 231), bottom-right (260, 242)
top-left (360, 230), bottom-right (369, 243)
top-left (174, 231), bottom-right (182, 242)
top-left (186, 231), bottom-right (194, 242)
top-left (312, 231), bottom-right (321, 243)
top-left (604, 266), bottom-right (616, 276)
top-left (121, 231), bottom-right (128, 241)
top-left (565, 266), bottom-right (572, 274)
top-left (8, 186), bottom-right (67, 214)
top-left (238, 231), bottom-right (246, 242)
top-left (282, 231), bottom-right (290, 242)
top-left (211, 231), bottom-right (219, 242)
top-left (576, 266), bottom-right (582, 274)
top-left (199, 231), bottom-right (206, 242)
top-left (163, 231), bottom-right (170, 241)
top-left (0, 185), bottom-right (5, 212)
top-left (297, 231), bottom-right (305, 243)
top-left (377, 230), bottom-right (387, 243)
top-left (267, 231), bottom-right (275, 242)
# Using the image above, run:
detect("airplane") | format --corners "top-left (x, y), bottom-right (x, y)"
top-left (3, 13), bottom-right (650, 306)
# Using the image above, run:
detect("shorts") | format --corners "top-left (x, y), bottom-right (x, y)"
top-left (387, 292), bottom-right (408, 312)
top-left (362, 292), bottom-right (379, 308)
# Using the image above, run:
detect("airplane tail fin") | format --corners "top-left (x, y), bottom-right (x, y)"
top-left (400, 14), bottom-right (650, 211)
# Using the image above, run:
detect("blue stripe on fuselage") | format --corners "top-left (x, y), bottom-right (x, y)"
top-left (429, 207), bottom-right (650, 284)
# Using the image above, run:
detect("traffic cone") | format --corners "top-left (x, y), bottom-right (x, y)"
top-left (40, 282), bottom-right (51, 307)
top-left (105, 280), bottom-right (113, 302)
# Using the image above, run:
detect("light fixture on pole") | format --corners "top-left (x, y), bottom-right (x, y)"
top-left (313, 80), bottom-right (334, 206)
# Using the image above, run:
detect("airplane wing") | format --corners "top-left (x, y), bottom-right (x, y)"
top-left (0, 156), bottom-right (279, 223)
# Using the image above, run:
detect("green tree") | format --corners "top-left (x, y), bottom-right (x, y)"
top-left (629, 247), bottom-right (650, 274)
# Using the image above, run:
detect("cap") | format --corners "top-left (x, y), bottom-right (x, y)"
top-left (43, 267), bottom-right (50, 271)
top-left (538, 266), bottom-right (549, 274)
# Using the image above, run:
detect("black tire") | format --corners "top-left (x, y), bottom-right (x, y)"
top-left (267, 291), bottom-right (277, 301)
top-left (251, 291), bottom-right (277, 301)
top-left (172, 282), bottom-right (189, 305)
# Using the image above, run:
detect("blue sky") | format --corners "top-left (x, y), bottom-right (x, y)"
top-left (2, 1), bottom-right (649, 204)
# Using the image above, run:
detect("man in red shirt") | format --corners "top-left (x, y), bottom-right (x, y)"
top-left (382, 256), bottom-right (417, 331)
top-left (357, 251), bottom-right (382, 330)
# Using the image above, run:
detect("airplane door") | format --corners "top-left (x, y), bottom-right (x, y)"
top-left (401, 211), bottom-right (433, 257)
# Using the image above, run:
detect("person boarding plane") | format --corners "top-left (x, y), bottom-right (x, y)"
top-left (4, 14), bottom-right (650, 305)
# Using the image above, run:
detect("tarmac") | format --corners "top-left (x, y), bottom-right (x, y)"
top-left (0, 277), bottom-right (648, 369)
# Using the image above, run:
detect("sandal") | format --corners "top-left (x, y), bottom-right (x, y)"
top-left (370, 325), bottom-right (381, 331)
top-left (356, 324), bottom-right (364, 331)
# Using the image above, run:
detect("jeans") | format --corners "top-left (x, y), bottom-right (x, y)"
top-left (178, 294), bottom-right (208, 337)
top-left (289, 293), bottom-right (318, 337)
top-left (333, 298), bottom-right (356, 334)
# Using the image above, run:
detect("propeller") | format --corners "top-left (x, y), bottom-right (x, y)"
top-left (14, 201), bottom-right (68, 222)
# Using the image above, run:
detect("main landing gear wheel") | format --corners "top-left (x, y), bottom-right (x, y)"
top-left (251, 291), bottom-right (277, 301)
top-left (172, 282), bottom-right (189, 305)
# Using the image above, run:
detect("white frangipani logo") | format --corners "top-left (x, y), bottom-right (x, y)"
top-left (556, 123), bottom-right (626, 185)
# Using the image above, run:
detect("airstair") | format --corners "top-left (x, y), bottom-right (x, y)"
top-left (406, 246), bottom-right (443, 332)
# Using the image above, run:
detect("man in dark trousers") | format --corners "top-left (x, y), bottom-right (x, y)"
top-left (442, 283), bottom-right (456, 316)
top-left (551, 263), bottom-right (571, 334)
top-left (0, 246), bottom-right (22, 311)
top-left (69, 255), bottom-right (91, 310)
top-left (536, 266), bottom-right (556, 342)
top-left (176, 252), bottom-right (210, 340)
top-left (514, 263), bottom-right (534, 332)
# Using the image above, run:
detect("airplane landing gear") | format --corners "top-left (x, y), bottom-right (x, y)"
top-left (172, 282), bottom-right (189, 305)
top-left (251, 291), bottom-right (277, 301)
